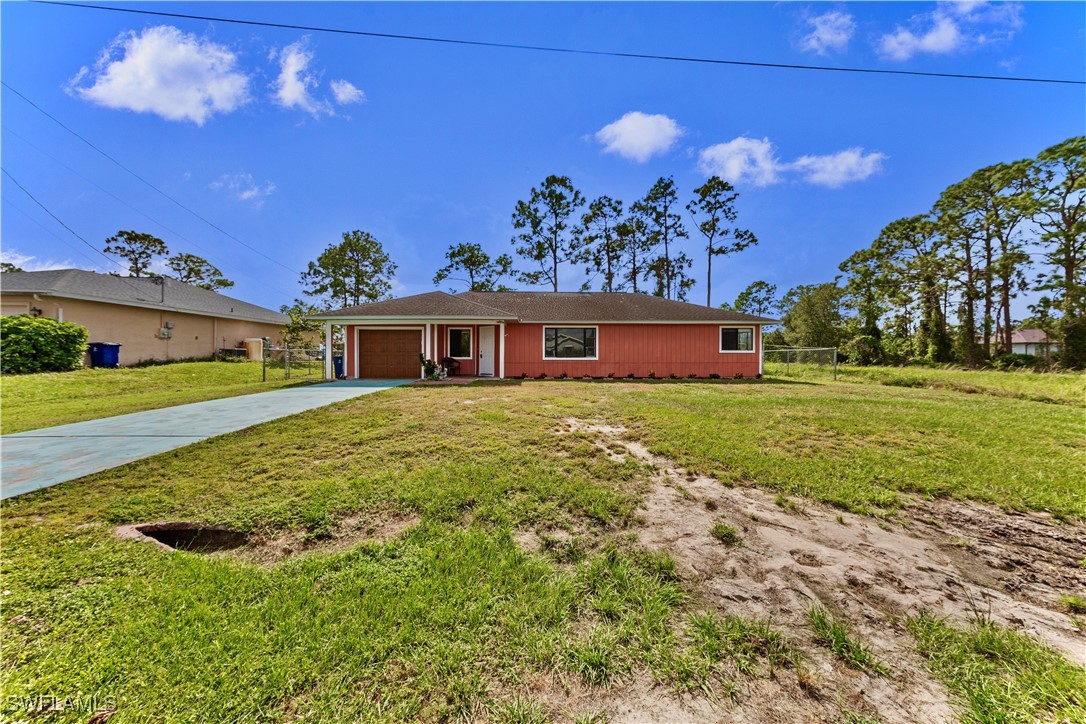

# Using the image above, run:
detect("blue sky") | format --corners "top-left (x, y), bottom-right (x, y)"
top-left (2, 1), bottom-right (1083, 313)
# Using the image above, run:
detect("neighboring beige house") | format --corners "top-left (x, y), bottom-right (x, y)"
top-left (1, 269), bottom-right (288, 365)
top-left (977, 328), bottom-right (1061, 358)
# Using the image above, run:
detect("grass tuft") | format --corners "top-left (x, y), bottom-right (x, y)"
top-left (807, 605), bottom-right (888, 675)
top-left (1060, 594), bottom-right (1086, 614)
top-left (710, 522), bottom-right (742, 546)
top-left (907, 611), bottom-right (1086, 721)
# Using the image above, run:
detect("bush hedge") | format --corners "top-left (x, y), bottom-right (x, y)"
top-left (1, 315), bottom-right (89, 374)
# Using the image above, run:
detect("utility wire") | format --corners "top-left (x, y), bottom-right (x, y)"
top-left (2, 196), bottom-right (106, 269)
top-left (3, 124), bottom-right (302, 300)
top-left (2, 167), bottom-right (158, 300)
top-left (3, 124), bottom-right (215, 259)
top-left (33, 0), bottom-right (1086, 86)
top-left (1, 82), bottom-right (303, 275)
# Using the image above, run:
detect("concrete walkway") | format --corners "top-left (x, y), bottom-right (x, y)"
top-left (1, 380), bottom-right (411, 500)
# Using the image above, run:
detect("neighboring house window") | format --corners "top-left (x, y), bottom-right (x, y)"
top-left (720, 327), bottom-right (754, 352)
top-left (449, 328), bottom-right (472, 359)
top-left (544, 327), bottom-right (598, 359)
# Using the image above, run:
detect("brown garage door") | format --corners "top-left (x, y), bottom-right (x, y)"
top-left (358, 330), bottom-right (421, 378)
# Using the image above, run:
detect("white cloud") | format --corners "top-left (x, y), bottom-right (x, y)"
top-left (879, 15), bottom-right (963, 60)
top-left (697, 137), bottom-right (782, 187)
top-left (210, 173), bottom-right (277, 204)
top-left (791, 148), bottom-right (887, 187)
top-left (273, 39), bottom-right (333, 117)
top-left (330, 79), bottom-right (365, 105)
top-left (1, 250), bottom-right (81, 272)
top-left (800, 11), bottom-right (856, 55)
top-left (878, 2), bottom-right (1023, 61)
top-left (698, 137), bottom-right (886, 188)
top-left (594, 111), bottom-right (685, 163)
top-left (66, 26), bottom-right (250, 125)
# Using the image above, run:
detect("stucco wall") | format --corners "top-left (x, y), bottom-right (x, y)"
top-left (1, 294), bottom-right (284, 365)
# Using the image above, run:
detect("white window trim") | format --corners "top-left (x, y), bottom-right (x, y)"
top-left (447, 326), bottom-right (474, 360)
top-left (719, 325), bottom-right (756, 354)
top-left (542, 325), bottom-right (600, 361)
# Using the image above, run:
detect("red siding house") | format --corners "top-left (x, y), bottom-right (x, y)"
top-left (311, 291), bottom-right (777, 380)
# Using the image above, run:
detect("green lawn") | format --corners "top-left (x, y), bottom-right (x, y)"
top-left (764, 361), bottom-right (1085, 406)
top-left (2, 375), bottom-right (1083, 721)
top-left (0, 361), bottom-right (322, 434)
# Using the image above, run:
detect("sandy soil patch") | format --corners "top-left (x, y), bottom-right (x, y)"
top-left (532, 418), bottom-right (1086, 723)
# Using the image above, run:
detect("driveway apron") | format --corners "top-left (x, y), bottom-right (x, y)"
top-left (1, 380), bottom-right (411, 499)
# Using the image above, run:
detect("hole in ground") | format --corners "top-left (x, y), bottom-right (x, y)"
top-left (124, 522), bottom-right (248, 552)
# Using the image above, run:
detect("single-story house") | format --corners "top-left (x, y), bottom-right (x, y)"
top-left (311, 291), bottom-right (777, 380)
top-left (1, 269), bottom-right (288, 365)
top-left (976, 328), bottom-right (1061, 358)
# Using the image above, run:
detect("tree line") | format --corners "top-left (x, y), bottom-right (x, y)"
top-left (727, 136), bottom-right (1083, 369)
top-left (88, 229), bottom-right (235, 291)
top-left (81, 135), bottom-right (1081, 369)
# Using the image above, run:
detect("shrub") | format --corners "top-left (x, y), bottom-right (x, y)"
top-left (991, 353), bottom-right (1039, 370)
top-left (841, 335), bottom-right (882, 366)
top-left (0, 315), bottom-right (89, 374)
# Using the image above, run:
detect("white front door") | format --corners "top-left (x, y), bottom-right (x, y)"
top-left (478, 326), bottom-right (495, 376)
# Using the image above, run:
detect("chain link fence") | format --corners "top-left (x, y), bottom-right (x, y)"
top-left (763, 346), bottom-right (838, 380)
top-left (263, 347), bottom-right (325, 380)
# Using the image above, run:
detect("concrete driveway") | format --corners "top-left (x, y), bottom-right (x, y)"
top-left (1, 380), bottom-right (411, 500)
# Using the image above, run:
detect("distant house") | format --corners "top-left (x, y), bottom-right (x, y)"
top-left (0, 269), bottom-right (287, 365)
top-left (310, 290), bottom-right (777, 380)
top-left (1007, 328), bottom-right (1060, 357)
top-left (977, 328), bottom-right (1060, 358)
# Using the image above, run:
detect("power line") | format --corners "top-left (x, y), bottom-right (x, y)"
top-left (2, 167), bottom-right (158, 300)
top-left (1, 82), bottom-right (303, 276)
top-left (2, 196), bottom-right (105, 269)
top-left (3, 124), bottom-right (215, 259)
top-left (2, 124), bottom-right (301, 300)
top-left (33, 1), bottom-right (1086, 86)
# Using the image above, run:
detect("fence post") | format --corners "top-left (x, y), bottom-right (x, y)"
top-left (262, 339), bottom-right (267, 382)
top-left (285, 346), bottom-right (291, 380)
top-left (833, 347), bottom-right (838, 381)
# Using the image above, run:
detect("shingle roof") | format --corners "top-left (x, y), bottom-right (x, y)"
top-left (460, 291), bottom-right (777, 323)
top-left (975, 328), bottom-right (1056, 345)
top-left (1012, 328), bottom-right (1052, 344)
top-left (1, 269), bottom-right (287, 324)
top-left (313, 290), bottom-right (777, 323)
top-left (312, 291), bottom-right (513, 319)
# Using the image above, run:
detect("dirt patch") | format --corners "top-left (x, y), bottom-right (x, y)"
top-left (233, 511), bottom-right (421, 565)
top-left (115, 522), bottom-right (247, 552)
top-left (115, 510), bottom-right (419, 565)
top-left (551, 418), bottom-right (1086, 722)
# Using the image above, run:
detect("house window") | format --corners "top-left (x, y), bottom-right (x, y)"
top-left (720, 327), bottom-right (754, 352)
top-left (449, 328), bottom-right (472, 358)
top-left (544, 327), bottom-right (598, 359)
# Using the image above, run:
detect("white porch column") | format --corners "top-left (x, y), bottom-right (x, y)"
top-left (499, 322), bottom-right (506, 379)
top-left (324, 323), bottom-right (333, 380)
top-left (424, 323), bottom-right (432, 361)
top-left (758, 325), bottom-right (764, 377)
